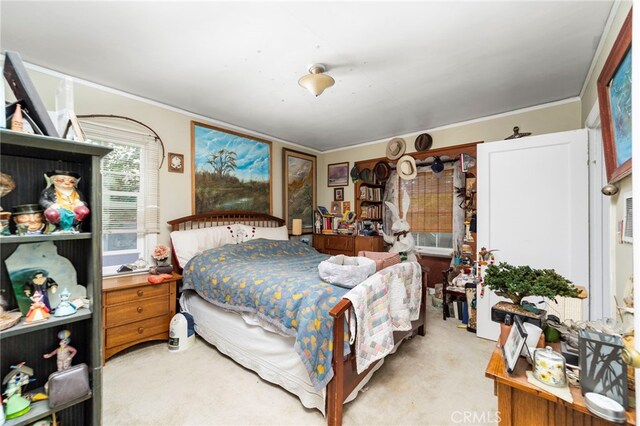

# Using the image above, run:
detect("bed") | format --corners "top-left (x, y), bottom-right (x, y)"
top-left (168, 211), bottom-right (427, 426)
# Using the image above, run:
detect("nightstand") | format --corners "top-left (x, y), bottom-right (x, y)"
top-left (102, 272), bottom-right (180, 362)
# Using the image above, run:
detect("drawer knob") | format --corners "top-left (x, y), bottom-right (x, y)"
top-left (138, 327), bottom-right (144, 334)
top-left (137, 290), bottom-right (144, 297)
top-left (137, 306), bottom-right (144, 314)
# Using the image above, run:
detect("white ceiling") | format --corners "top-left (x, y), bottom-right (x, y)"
top-left (1, 1), bottom-right (613, 151)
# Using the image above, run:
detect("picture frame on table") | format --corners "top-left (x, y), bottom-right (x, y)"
top-left (283, 148), bottom-right (317, 233)
top-left (502, 315), bottom-right (528, 374)
top-left (334, 187), bottom-right (344, 201)
top-left (597, 10), bottom-right (632, 183)
top-left (328, 162), bottom-right (349, 187)
top-left (330, 201), bottom-right (342, 215)
top-left (191, 121), bottom-right (272, 214)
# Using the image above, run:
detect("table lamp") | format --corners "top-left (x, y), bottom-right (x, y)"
top-left (292, 219), bottom-right (303, 236)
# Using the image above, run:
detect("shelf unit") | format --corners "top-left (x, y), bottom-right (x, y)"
top-left (0, 129), bottom-right (111, 425)
top-left (354, 158), bottom-right (386, 225)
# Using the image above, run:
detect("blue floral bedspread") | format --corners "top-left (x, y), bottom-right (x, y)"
top-left (182, 239), bottom-right (348, 390)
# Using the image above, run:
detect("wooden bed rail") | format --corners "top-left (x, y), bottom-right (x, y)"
top-left (327, 275), bottom-right (428, 426)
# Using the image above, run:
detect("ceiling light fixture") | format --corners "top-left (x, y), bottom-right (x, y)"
top-left (298, 63), bottom-right (335, 97)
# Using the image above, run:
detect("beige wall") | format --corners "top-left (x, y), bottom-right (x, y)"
top-left (6, 67), bottom-right (318, 247)
top-left (319, 100), bottom-right (582, 207)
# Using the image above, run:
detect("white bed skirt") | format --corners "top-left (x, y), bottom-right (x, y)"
top-left (180, 290), bottom-right (385, 414)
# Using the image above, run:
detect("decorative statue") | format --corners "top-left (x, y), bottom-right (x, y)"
top-left (53, 288), bottom-right (77, 317)
top-left (43, 330), bottom-right (77, 371)
top-left (24, 291), bottom-right (50, 324)
top-left (23, 271), bottom-right (58, 312)
top-left (2, 362), bottom-right (34, 419)
top-left (39, 170), bottom-right (89, 233)
top-left (382, 189), bottom-right (417, 262)
top-left (12, 204), bottom-right (45, 235)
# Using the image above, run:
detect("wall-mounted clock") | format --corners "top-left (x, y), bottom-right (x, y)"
top-left (168, 152), bottom-right (184, 173)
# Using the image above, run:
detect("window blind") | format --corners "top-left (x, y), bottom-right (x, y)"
top-left (400, 168), bottom-right (453, 233)
top-left (80, 120), bottom-right (160, 235)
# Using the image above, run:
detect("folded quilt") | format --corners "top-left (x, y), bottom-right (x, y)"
top-left (182, 239), bottom-right (348, 390)
top-left (344, 261), bottom-right (422, 374)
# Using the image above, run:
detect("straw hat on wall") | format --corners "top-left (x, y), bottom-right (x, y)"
top-left (386, 138), bottom-right (406, 160)
top-left (396, 155), bottom-right (417, 180)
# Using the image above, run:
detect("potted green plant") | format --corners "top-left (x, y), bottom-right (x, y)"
top-left (484, 262), bottom-right (583, 326)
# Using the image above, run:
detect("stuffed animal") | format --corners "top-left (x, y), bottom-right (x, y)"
top-left (382, 189), bottom-right (417, 262)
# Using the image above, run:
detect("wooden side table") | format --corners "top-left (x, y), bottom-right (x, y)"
top-left (485, 346), bottom-right (636, 425)
top-left (102, 273), bottom-right (180, 362)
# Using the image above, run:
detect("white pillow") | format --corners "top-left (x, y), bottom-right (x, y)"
top-left (236, 224), bottom-right (289, 242)
top-left (170, 224), bottom-right (239, 268)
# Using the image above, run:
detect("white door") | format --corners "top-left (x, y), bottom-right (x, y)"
top-left (476, 129), bottom-right (589, 341)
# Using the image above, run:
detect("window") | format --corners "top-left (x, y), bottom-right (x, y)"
top-left (400, 168), bottom-right (454, 255)
top-left (81, 121), bottom-right (159, 275)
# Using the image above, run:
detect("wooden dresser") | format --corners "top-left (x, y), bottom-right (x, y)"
top-left (312, 234), bottom-right (384, 256)
top-left (102, 273), bottom-right (180, 361)
top-left (485, 346), bottom-right (636, 425)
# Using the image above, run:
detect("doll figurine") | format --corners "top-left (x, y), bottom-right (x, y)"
top-left (2, 362), bottom-right (34, 419)
top-left (39, 170), bottom-right (89, 233)
top-left (23, 271), bottom-right (58, 312)
top-left (24, 291), bottom-right (50, 324)
top-left (43, 330), bottom-right (77, 371)
top-left (53, 288), bottom-right (77, 317)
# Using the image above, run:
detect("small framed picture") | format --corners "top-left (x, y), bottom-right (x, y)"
top-left (502, 315), bottom-right (528, 374)
top-left (328, 162), bottom-right (349, 187)
top-left (334, 187), bottom-right (344, 201)
top-left (168, 152), bottom-right (184, 173)
top-left (342, 201), bottom-right (351, 213)
top-left (330, 201), bottom-right (342, 215)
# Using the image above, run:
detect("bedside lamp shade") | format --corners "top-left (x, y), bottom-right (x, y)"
top-left (292, 219), bottom-right (303, 236)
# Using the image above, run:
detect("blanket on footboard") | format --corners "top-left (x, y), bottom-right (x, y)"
top-left (344, 262), bottom-right (422, 374)
top-left (181, 239), bottom-right (348, 390)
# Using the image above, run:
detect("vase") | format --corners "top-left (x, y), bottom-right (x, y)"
top-left (156, 257), bottom-right (169, 267)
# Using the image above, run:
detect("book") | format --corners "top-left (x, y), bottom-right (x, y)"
top-left (317, 206), bottom-right (331, 217)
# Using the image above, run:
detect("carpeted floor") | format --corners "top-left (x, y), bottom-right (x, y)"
top-left (103, 299), bottom-right (497, 425)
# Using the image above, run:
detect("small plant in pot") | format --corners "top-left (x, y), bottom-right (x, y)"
top-left (485, 262), bottom-right (583, 326)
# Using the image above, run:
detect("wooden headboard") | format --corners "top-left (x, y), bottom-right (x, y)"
top-left (167, 210), bottom-right (286, 270)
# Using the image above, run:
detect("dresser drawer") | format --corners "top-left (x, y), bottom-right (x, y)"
top-left (105, 297), bottom-right (170, 328)
top-left (324, 236), bottom-right (353, 251)
top-left (105, 315), bottom-right (170, 349)
top-left (105, 283), bottom-right (169, 306)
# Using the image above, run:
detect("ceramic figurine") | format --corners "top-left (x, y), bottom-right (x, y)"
top-left (0, 212), bottom-right (10, 235)
top-left (53, 288), bottom-right (77, 317)
top-left (24, 291), bottom-right (50, 324)
top-left (23, 271), bottom-right (58, 312)
top-left (2, 362), bottom-right (34, 419)
top-left (39, 170), bottom-right (89, 233)
top-left (12, 204), bottom-right (46, 235)
top-left (43, 330), bottom-right (77, 371)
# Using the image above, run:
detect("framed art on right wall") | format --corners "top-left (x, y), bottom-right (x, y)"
top-left (597, 9), bottom-right (632, 183)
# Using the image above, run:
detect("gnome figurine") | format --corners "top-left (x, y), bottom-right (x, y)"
top-left (39, 170), bottom-right (89, 233)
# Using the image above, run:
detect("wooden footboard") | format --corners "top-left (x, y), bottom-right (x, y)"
top-left (327, 276), bottom-right (427, 426)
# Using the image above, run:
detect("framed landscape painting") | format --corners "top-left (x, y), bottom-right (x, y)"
top-left (597, 10), bottom-right (632, 183)
top-left (283, 149), bottom-right (316, 233)
top-left (192, 121), bottom-right (272, 214)
top-left (328, 162), bottom-right (349, 187)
